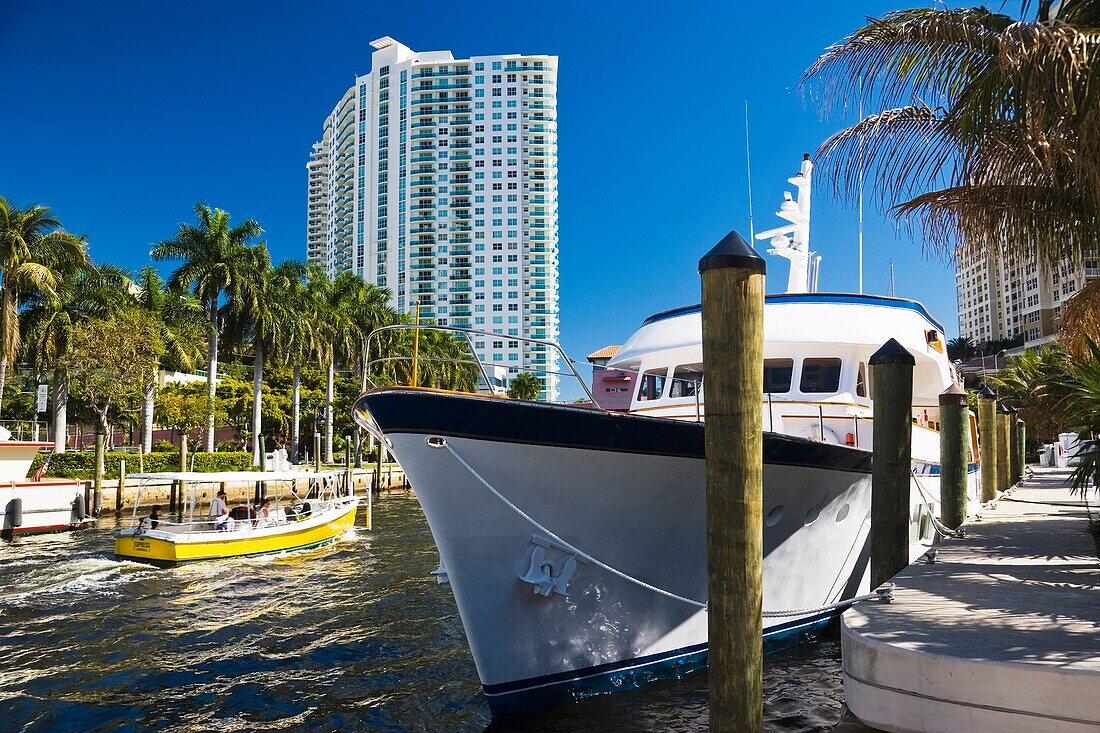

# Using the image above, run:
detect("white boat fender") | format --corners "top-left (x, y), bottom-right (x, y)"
top-left (6, 498), bottom-right (22, 527)
top-left (72, 494), bottom-right (87, 521)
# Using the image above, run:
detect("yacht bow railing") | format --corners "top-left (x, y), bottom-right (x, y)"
top-left (362, 323), bottom-right (600, 404)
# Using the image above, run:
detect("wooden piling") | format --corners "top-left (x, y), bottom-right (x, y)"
top-left (869, 338), bottom-right (915, 589)
top-left (938, 384), bottom-right (968, 530)
top-left (1018, 420), bottom-right (1027, 471)
top-left (344, 434), bottom-right (352, 494)
top-left (997, 404), bottom-right (1013, 491)
top-left (977, 386), bottom-right (998, 502)
top-left (93, 431), bottom-right (105, 516)
top-left (255, 435), bottom-right (266, 503)
top-left (314, 434), bottom-right (322, 472)
top-left (699, 230), bottom-right (766, 733)
top-left (1008, 408), bottom-right (1022, 484)
top-left (116, 458), bottom-right (126, 515)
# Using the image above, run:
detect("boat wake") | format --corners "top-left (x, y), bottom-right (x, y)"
top-left (0, 556), bottom-right (156, 607)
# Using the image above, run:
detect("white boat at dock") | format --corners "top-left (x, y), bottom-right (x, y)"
top-left (0, 440), bottom-right (89, 538)
top-left (354, 155), bottom-right (984, 715)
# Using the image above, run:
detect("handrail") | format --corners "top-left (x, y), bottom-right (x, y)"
top-left (364, 323), bottom-right (599, 404)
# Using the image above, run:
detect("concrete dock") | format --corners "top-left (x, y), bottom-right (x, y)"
top-left (843, 467), bottom-right (1100, 732)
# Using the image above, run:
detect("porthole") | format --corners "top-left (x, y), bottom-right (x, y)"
top-left (426, 436), bottom-right (447, 449)
top-left (804, 504), bottom-right (821, 526)
top-left (835, 503), bottom-right (850, 523)
top-left (765, 505), bottom-right (785, 527)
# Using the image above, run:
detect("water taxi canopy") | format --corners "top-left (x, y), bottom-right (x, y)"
top-left (127, 470), bottom-right (345, 482)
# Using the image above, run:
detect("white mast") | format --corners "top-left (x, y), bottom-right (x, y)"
top-left (756, 153), bottom-right (814, 293)
top-left (745, 101), bottom-right (756, 245)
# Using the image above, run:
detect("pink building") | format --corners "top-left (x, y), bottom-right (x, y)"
top-left (587, 345), bottom-right (633, 411)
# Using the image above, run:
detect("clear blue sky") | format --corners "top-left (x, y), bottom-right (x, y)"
top-left (3, 0), bottom-right (960, 392)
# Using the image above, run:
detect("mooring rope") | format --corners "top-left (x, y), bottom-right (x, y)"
top-left (443, 441), bottom-right (709, 609)
top-left (910, 470), bottom-right (965, 539)
top-left (443, 440), bottom-right (892, 617)
top-left (762, 586), bottom-right (894, 618)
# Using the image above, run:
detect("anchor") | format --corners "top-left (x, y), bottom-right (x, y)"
top-left (518, 534), bottom-right (581, 597)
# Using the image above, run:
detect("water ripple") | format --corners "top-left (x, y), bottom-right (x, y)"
top-left (0, 493), bottom-right (871, 732)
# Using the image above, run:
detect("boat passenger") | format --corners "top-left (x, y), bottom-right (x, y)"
top-left (148, 505), bottom-right (161, 530)
top-left (255, 498), bottom-right (273, 528)
top-left (210, 489), bottom-right (230, 530)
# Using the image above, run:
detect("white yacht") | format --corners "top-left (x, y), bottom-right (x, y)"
top-left (354, 156), bottom-right (982, 716)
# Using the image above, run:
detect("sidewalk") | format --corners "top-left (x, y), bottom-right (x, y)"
top-left (843, 467), bottom-right (1100, 733)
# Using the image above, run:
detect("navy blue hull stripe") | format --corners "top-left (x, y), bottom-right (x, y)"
top-left (360, 390), bottom-right (874, 473)
top-left (482, 609), bottom-right (838, 698)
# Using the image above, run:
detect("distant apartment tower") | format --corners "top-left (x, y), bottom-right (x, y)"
top-left (307, 37), bottom-right (560, 400)
top-left (955, 249), bottom-right (1099, 348)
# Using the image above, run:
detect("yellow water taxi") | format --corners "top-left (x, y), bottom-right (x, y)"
top-left (115, 470), bottom-right (361, 567)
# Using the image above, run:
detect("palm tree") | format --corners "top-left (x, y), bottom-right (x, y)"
top-left (0, 197), bottom-right (88, 413)
top-left (305, 267), bottom-right (365, 463)
top-left (151, 203), bottom-right (263, 452)
top-left (507, 371), bottom-right (541, 401)
top-left (224, 249), bottom-right (302, 465)
top-left (133, 266), bottom-right (205, 453)
top-left (273, 262), bottom-right (314, 463)
top-left (801, 4), bottom-right (1100, 275)
top-left (21, 264), bottom-right (131, 451)
top-left (222, 244), bottom-right (277, 464)
top-left (947, 336), bottom-right (976, 361)
top-left (353, 283), bottom-right (397, 395)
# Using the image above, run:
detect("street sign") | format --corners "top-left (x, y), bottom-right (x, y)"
top-left (36, 384), bottom-right (48, 413)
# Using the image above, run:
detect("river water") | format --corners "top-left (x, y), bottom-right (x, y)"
top-left (0, 493), bottom-right (873, 732)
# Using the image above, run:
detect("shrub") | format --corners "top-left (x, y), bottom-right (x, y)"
top-left (152, 439), bottom-right (176, 452)
top-left (28, 450), bottom-right (254, 480)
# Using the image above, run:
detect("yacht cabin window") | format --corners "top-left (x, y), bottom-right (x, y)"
top-left (763, 358), bottom-right (794, 394)
top-left (637, 368), bottom-right (667, 401)
top-left (669, 364), bottom-right (704, 398)
top-left (801, 358), bottom-right (842, 393)
top-left (856, 362), bottom-right (868, 398)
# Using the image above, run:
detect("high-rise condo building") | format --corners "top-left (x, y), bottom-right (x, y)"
top-left (955, 250), bottom-right (1099, 348)
top-left (307, 37), bottom-right (560, 400)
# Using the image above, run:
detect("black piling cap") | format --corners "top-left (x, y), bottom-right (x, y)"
top-left (938, 382), bottom-right (968, 406)
top-left (997, 402), bottom-right (1014, 414)
top-left (977, 384), bottom-right (997, 399)
top-left (868, 338), bottom-right (915, 366)
top-left (698, 230), bottom-right (766, 274)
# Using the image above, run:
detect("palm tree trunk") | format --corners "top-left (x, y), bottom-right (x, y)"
top-left (142, 372), bottom-right (156, 454)
top-left (0, 281), bottom-right (13, 417)
top-left (325, 359), bottom-right (335, 464)
top-left (291, 362), bottom-right (301, 463)
top-left (251, 342), bottom-right (264, 466)
top-left (205, 301), bottom-right (218, 452)
top-left (52, 367), bottom-right (68, 452)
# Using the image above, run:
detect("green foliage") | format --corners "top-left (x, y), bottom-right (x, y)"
top-left (947, 336), bottom-right (975, 362)
top-left (62, 309), bottom-right (165, 430)
top-left (151, 439), bottom-right (175, 452)
top-left (507, 371), bottom-right (542, 401)
top-left (990, 344), bottom-right (1075, 444)
top-left (154, 387), bottom-right (214, 436)
top-left (801, 6), bottom-right (1100, 265)
top-left (991, 339), bottom-right (1100, 496)
top-left (29, 450), bottom-right (253, 480)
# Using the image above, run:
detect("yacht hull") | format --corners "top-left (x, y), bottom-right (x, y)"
top-left (358, 389), bottom-right (946, 715)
